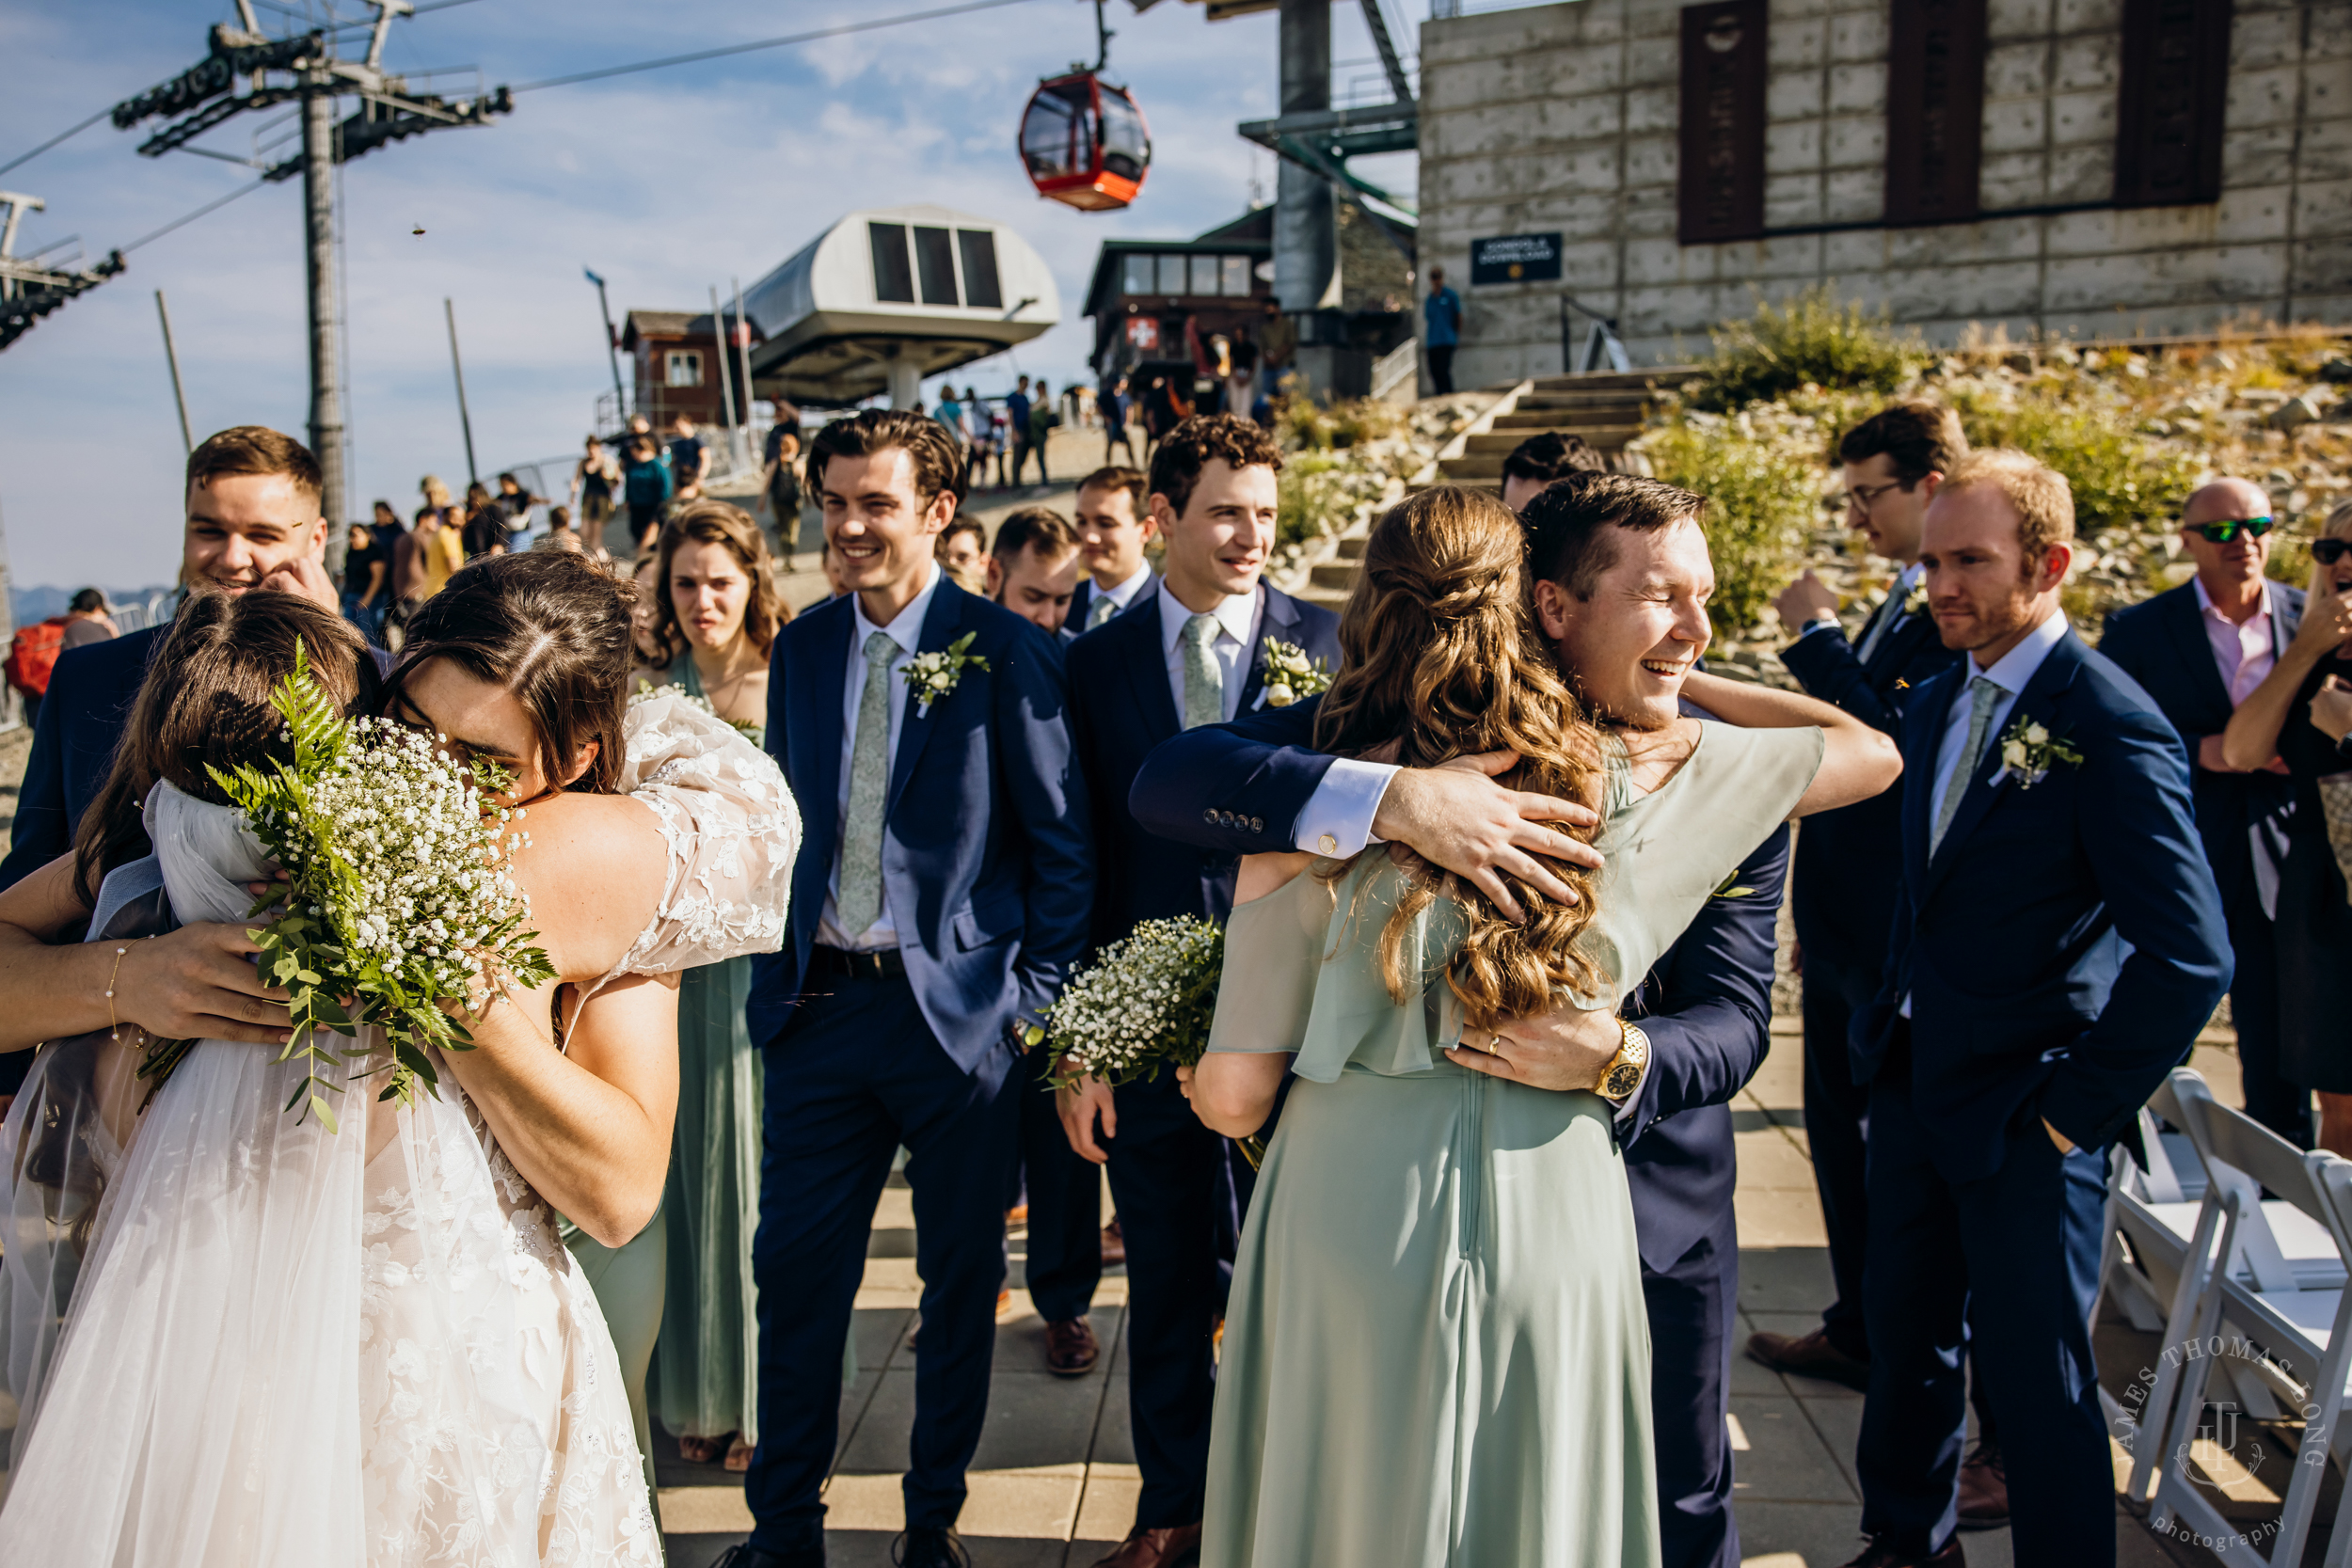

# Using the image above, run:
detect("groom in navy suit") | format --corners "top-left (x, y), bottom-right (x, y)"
top-left (1842, 451), bottom-right (2230, 1568)
top-left (1752, 404), bottom-right (1966, 1402)
top-left (1127, 472), bottom-right (1800, 1568)
top-left (1058, 415), bottom-right (1341, 1568)
top-left (739, 410), bottom-right (1093, 1568)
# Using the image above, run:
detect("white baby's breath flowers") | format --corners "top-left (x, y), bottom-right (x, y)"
top-left (1044, 917), bottom-right (1225, 1089)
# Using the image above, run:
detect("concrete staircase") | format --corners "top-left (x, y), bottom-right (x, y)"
top-left (1434, 368), bottom-right (1699, 491)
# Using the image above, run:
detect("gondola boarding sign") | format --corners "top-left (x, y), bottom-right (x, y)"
top-left (1470, 233), bottom-right (1563, 287)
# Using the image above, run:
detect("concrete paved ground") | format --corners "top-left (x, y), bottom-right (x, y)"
top-left (656, 1025), bottom-right (2259, 1568)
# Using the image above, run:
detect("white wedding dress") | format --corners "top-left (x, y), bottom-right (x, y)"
top-left (0, 691), bottom-right (798, 1566)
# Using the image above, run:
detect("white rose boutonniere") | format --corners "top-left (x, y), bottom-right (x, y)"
top-left (1258, 636), bottom-right (1334, 708)
top-left (1995, 716), bottom-right (2084, 788)
top-left (902, 631), bottom-right (991, 716)
top-left (1900, 580), bottom-right (1931, 620)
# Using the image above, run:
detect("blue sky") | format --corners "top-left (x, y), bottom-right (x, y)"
top-left (0, 0), bottom-right (1419, 587)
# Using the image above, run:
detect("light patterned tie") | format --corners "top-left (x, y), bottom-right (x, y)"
top-left (1181, 612), bottom-right (1223, 729)
top-left (1088, 593), bottom-right (1119, 630)
top-left (835, 629), bottom-right (898, 937)
top-left (1930, 677), bottom-right (2003, 854)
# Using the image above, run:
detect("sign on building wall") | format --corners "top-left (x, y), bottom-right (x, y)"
top-left (1884, 0), bottom-right (1986, 226)
top-left (1677, 0), bottom-right (1768, 244)
top-left (2115, 0), bottom-right (2233, 208)
top-left (1470, 232), bottom-right (1565, 285)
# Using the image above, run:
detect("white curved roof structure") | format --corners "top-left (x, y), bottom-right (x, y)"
top-left (742, 204), bottom-right (1061, 407)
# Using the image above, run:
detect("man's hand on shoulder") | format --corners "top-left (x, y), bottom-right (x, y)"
top-left (1370, 752), bottom-right (1601, 923)
top-left (1445, 1002), bottom-right (1622, 1093)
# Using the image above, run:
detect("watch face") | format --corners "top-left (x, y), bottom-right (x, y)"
top-left (1604, 1062), bottom-right (1642, 1100)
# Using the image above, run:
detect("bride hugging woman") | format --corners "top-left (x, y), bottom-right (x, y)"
top-left (0, 553), bottom-right (799, 1566)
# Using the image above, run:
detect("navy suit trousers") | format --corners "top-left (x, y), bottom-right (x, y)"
top-left (747, 972), bottom-right (1022, 1548)
top-left (1016, 1056), bottom-right (1103, 1323)
top-left (1859, 1065), bottom-right (2110, 1567)
top-left (2222, 884), bottom-right (2310, 1147)
top-left (1103, 1071), bottom-right (1227, 1529)
top-left (1644, 1205), bottom-right (1740, 1568)
top-left (1800, 951), bottom-right (1877, 1361)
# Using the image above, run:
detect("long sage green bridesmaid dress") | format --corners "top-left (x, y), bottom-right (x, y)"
top-left (644, 653), bottom-right (772, 1454)
top-left (1199, 723), bottom-right (1822, 1568)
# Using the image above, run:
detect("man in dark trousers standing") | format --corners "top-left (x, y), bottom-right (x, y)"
top-left (2101, 477), bottom-right (2307, 1143)
top-left (1127, 472), bottom-right (1813, 1568)
top-left (1057, 415), bottom-right (1342, 1568)
top-left (1751, 407), bottom-right (1968, 1388)
top-left (736, 410), bottom-right (1091, 1568)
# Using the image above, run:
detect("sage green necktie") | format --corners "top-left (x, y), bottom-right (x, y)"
top-left (1088, 593), bottom-right (1118, 630)
top-left (836, 629), bottom-right (898, 937)
top-left (1930, 676), bottom-right (2002, 854)
top-left (1181, 612), bottom-right (1223, 730)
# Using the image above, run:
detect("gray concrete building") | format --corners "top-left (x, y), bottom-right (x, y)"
top-left (1415, 0), bottom-right (2352, 383)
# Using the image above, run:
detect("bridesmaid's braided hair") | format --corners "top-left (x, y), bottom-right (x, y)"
top-left (1311, 484), bottom-right (1606, 1027)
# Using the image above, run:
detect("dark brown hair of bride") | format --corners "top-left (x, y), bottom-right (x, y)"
top-left (1311, 483), bottom-right (1606, 1026)
top-left (387, 550), bottom-right (636, 797)
top-left (646, 499), bottom-right (789, 667)
top-left (72, 587), bottom-right (379, 908)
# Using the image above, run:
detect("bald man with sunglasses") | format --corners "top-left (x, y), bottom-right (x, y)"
top-left (2101, 478), bottom-right (2309, 1144)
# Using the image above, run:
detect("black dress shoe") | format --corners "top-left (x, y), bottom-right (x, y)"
top-left (893, 1528), bottom-right (974, 1568)
top-left (713, 1545), bottom-right (823, 1568)
top-left (1836, 1534), bottom-right (1963, 1568)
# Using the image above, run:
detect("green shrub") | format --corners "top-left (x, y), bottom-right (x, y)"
top-left (1949, 388), bottom-right (2201, 532)
top-left (1276, 453), bottom-right (1345, 551)
top-left (1687, 287), bottom-right (1929, 413)
top-left (1636, 416), bottom-right (1821, 637)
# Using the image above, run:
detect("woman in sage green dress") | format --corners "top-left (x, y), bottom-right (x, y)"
top-left (1183, 484), bottom-right (1899, 1566)
top-left (610, 499), bottom-right (787, 1472)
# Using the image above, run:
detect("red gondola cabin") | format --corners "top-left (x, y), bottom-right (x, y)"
top-left (1020, 71), bottom-right (1152, 213)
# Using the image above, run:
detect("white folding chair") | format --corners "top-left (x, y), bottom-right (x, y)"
top-left (2138, 1084), bottom-right (2352, 1566)
top-left (2101, 1074), bottom-right (2211, 1337)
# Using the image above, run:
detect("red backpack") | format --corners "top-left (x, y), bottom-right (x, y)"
top-left (5, 616), bottom-right (69, 699)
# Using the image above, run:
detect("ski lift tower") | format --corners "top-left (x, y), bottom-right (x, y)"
top-left (0, 193), bottom-right (125, 353)
top-left (109, 0), bottom-right (511, 554)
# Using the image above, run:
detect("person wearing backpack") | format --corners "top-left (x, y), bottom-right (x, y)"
top-left (6, 615), bottom-right (69, 731)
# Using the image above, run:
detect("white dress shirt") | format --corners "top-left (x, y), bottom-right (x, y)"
top-left (1096, 562), bottom-right (1153, 616)
top-left (2192, 577), bottom-right (2276, 707)
top-left (1903, 607), bottom-right (2068, 1017)
top-left (817, 562), bottom-right (943, 951)
top-left (1156, 579), bottom-right (1261, 725)
top-left (1855, 562), bottom-right (1926, 662)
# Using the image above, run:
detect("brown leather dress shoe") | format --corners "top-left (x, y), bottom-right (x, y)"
top-left (1745, 1326), bottom-right (1871, 1392)
top-left (1045, 1316), bottom-right (1101, 1376)
top-left (1089, 1523), bottom-right (1201, 1568)
top-left (1100, 1218), bottom-right (1126, 1267)
top-left (1836, 1534), bottom-right (1963, 1567)
top-left (1955, 1441), bottom-right (2008, 1528)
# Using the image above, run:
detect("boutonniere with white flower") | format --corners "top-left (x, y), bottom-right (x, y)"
top-left (1257, 636), bottom-right (1333, 708)
top-left (1900, 580), bottom-right (1930, 620)
top-left (1995, 716), bottom-right (2084, 788)
top-left (903, 631), bottom-right (991, 715)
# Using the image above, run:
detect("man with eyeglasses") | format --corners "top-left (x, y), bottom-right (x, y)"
top-left (2101, 478), bottom-right (2308, 1146)
top-left (1755, 403), bottom-right (1994, 1509)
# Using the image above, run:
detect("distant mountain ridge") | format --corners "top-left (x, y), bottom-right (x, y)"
top-left (10, 585), bottom-right (176, 626)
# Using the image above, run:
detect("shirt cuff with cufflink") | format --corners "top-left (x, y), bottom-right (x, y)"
top-left (1290, 757), bottom-right (1402, 858)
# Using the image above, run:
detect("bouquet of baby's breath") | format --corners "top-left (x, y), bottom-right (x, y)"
top-left (632, 677), bottom-right (761, 739)
top-left (1043, 917), bottom-right (1225, 1091)
top-left (143, 641), bottom-right (555, 1130)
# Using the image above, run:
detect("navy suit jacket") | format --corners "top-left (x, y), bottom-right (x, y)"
top-left (1780, 596), bottom-right (1961, 975)
top-left (1063, 570), bottom-right (1158, 641)
top-left (2100, 581), bottom-right (2303, 914)
top-left (1127, 695), bottom-right (1788, 1273)
top-left (1850, 628), bottom-right (2232, 1181)
top-left (1067, 585), bottom-right (1339, 945)
top-left (0, 625), bottom-right (166, 893)
top-left (748, 579), bottom-right (1095, 1071)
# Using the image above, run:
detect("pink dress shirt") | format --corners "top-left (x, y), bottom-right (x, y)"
top-left (2195, 577), bottom-right (2275, 706)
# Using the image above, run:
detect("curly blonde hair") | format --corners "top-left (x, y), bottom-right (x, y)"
top-left (1312, 485), bottom-right (1605, 1026)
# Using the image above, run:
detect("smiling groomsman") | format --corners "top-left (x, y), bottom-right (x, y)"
top-left (1066, 466), bottom-right (1159, 635)
top-left (1841, 450), bottom-right (2229, 1568)
top-left (1057, 414), bottom-right (1341, 1568)
top-left (1754, 405), bottom-right (1969, 1440)
top-left (738, 409), bottom-right (1093, 1568)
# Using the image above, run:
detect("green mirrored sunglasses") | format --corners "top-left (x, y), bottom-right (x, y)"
top-left (2194, 516), bottom-right (2274, 543)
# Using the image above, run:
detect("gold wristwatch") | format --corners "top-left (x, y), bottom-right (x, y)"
top-left (1597, 1019), bottom-right (1650, 1104)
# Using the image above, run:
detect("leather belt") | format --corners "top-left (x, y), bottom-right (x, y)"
top-left (808, 943), bottom-right (907, 982)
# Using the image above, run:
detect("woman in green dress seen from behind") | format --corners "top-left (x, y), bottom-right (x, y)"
top-left (628, 499), bottom-right (787, 1470)
top-left (1181, 485), bottom-right (1899, 1567)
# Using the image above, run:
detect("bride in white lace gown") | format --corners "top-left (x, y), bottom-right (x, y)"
top-left (0, 563), bottom-right (799, 1565)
